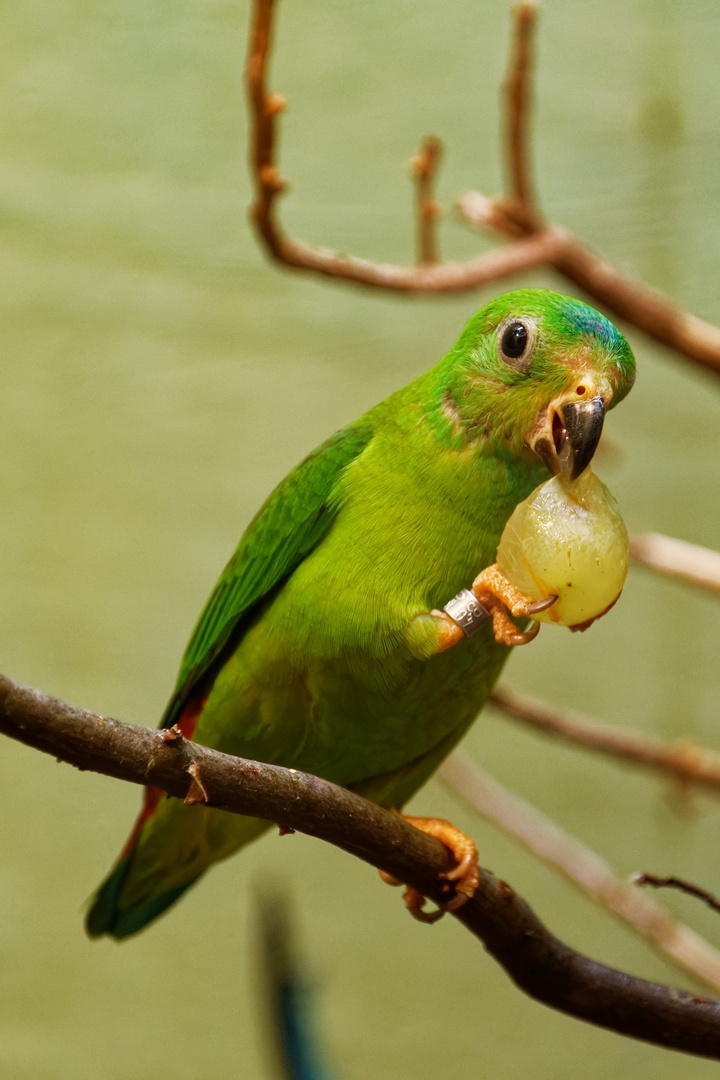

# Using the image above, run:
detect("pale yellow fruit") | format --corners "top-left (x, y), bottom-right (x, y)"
top-left (496, 468), bottom-right (629, 628)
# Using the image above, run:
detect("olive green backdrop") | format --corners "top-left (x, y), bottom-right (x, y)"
top-left (1, 1), bottom-right (720, 1077)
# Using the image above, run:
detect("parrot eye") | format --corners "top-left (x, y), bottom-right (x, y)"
top-left (497, 318), bottom-right (535, 372)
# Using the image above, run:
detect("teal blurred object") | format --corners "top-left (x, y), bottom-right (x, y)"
top-left (257, 890), bottom-right (335, 1080)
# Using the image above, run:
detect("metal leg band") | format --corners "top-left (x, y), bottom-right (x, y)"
top-left (443, 589), bottom-right (491, 637)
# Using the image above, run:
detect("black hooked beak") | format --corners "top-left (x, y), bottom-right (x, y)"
top-left (536, 397), bottom-right (606, 481)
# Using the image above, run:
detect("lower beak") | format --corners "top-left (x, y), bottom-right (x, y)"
top-left (534, 396), bottom-right (606, 482)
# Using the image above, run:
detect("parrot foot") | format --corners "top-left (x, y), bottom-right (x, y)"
top-left (472, 564), bottom-right (556, 646)
top-left (378, 814), bottom-right (480, 922)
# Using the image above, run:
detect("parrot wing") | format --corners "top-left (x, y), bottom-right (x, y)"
top-left (162, 423), bottom-right (374, 728)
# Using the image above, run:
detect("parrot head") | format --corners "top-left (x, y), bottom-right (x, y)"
top-left (439, 288), bottom-right (636, 480)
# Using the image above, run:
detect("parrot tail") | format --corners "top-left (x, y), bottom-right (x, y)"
top-left (86, 785), bottom-right (270, 939)
top-left (84, 847), bottom-right (199, 940)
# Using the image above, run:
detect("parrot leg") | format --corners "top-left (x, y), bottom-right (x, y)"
top-left (472, 563), bottom-right (556, 646)
top-left (378, 814), bottom-right (480, 923)
top-left (432, 566), bottom-right (556, 653)
top-left (429, 611), bottom-right (467, 652)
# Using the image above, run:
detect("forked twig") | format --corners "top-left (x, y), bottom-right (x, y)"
top-left (246, 0), bottom-right (720, 377)
top-left (489, 685), bottom-right (720, 794)
top-left (440, 753), bottom-right (720, 992)
top-left (245, 0), bottom-right (563, 291)
top-left (634, 874), bottom-right (720, 917)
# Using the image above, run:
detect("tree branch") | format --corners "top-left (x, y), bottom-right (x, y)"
top-left (245, 0), bottom-right (563, 291)
top-left (634, 874), bottom-right (720, 917)
top-left (489, 685), bottom-right (720, 795)
top-left (439, 753), bottom-right (720, 992)
top-left (631, 532), bottom-right (720, 597)
top-left (459, 198), bottom-right (720, 379)
top-left (245, 0), bottom-right (720, 379)
top-left (3, 672), bottom-right (720, 1057)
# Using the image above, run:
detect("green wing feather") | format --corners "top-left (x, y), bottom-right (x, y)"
top-left (162, 423), bottom-right (374, 727)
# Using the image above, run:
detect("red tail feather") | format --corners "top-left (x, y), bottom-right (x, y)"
top-left (120, 694), bottom-right (207, 858)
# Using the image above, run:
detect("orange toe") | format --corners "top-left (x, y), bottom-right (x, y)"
top-left (402, 884), bottom-right (446, 923)
top-left (382, 813), bottom-right (480, 920)
top-left (471, 564), bottom-right (555, 647)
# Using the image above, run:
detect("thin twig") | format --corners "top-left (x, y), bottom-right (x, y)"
top-left (631, 533), bottom-right (720, 597)
top-left (459, 2), bottom-right (720, 377)
top-left (489, 685), bottom-right (720, 794)
top-left (634, 872), bottom-right (720, 915)
top-left (503, 1), bottom-right (541, 229)
top-left (246, 0), bottom-right (288, 260)
top-left (549, 229), bottom-right (720, 377)
top-left (3, 673), bottom-right (720, 1057)
top-left (634, 874), bottom-right (720, 917)
top-left (439, 753), bottom-right (720, 993)
top-left (408, 135), bottom-right (443, 266)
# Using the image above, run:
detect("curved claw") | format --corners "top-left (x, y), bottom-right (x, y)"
top-left (526, 593), bottom-right (558, 615)
top-left (468, 565), bottom-right (552, 646)
top-left (378, 814), bottom-right (481, 922)
top-left (503, 619), bottom-right (541, 647)
top-left (404, 886), bottom-right (446, 923)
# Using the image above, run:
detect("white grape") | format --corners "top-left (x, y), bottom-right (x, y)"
top-left (496, 468), bottom-right (629, 629)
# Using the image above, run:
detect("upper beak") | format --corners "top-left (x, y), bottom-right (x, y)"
top-left (531, 395), bottom-right (606, 482)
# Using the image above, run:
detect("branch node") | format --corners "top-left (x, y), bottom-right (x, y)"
top-left (259, 165), bottom-right (287, 193)
top-left (265, 91), bottom-right (286, 116)
top-left (185, 761), bottom-right (210, 806)
top-left (160, 724), bottom-right (184, 745)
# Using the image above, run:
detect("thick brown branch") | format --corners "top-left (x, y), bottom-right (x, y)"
top-left (490, 685), bottom-right (720, 794)
top-left (3, 673), bottom-right (720, 1057)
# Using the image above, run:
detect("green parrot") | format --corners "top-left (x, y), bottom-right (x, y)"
top-left (86, 288), bottom-right (635, 939)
